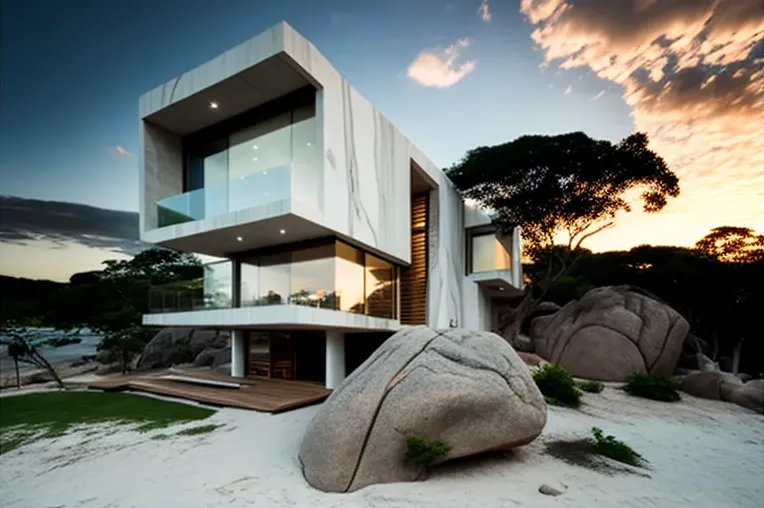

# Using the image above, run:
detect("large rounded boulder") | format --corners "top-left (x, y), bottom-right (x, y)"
top-left (136, 328), bottom-right (230, 371)
top-left (529, 286), bottom-right (689, 381)
top-left (299, 327), bottom-right (547, 493)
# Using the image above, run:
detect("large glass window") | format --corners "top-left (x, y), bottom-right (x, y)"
top-left (290, 245), bottom-right (336, 309)
top-left (336, 242), bottom-right (365, 313)
top-left (203, 261), bottom-right (233, 308)
top-left (365, 254), bottom-right (396, 319)
top-left (258, 253), bottom-right (290, 305)
top-left (235, 240), bottom-right (398, 318)
top-left (471, 233), bottom-right (511, 273)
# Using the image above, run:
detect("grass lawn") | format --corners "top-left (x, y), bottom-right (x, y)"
top-left (0, 391), bottom-right (215, 455)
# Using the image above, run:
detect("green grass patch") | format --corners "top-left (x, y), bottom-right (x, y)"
top-left (533, 364), bottom-right (582, 408)
top-left (590, 427), bottom-right (643, 466)
top-left (175, 423), bottom-right (223, 436)
top-left (623, 373), bottom-right (681, 402)
top-left (576, 380), bottom-right (605, 393)
top-left (0, 391), bottom-right (214, 454)
top-left (151, 433), bottom-right (170, 441)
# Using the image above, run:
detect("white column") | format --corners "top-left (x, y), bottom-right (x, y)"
top-left (230, 330), bottom-right (246, 378)
top-left (325, 330), bottom-right (346, 390)
top-left (511, 226), bottom-right (523, 288)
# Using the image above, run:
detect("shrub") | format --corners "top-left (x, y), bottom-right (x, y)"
top-left (532, 364), bottom-right (582, 408)
top-left (623, 373), bottom-right (680, 402)
top-left (577, 380), bottom-right (604, 393)
top-left (404, 433), bottom-right (451, 476)
top-left (590, 427), bottom-right (643, 466)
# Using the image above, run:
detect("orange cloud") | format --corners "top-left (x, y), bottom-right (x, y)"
top-left (407, 38), bottom-right (476, 88)
top-left (520, 0), bottom-right (764, 248)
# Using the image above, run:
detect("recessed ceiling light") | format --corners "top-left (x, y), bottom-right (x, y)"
top-left (279, 229), bottom-right (286, 235)
top-left (236, 236), bottom-right (243, 242)
top-left (252, 145), bottom-right (258, 150)
top-left (209, 101), bottom-right (219, 109)
top-left (499, 286), bottom-right (505, 291)
top-left (263, 171), bottom-right (268, 175)
top-left (306, 142), bottom-right (312, 146)
top-left (253, 157), bottom-right (258, 161)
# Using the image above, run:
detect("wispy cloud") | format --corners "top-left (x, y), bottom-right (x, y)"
top-left (114, 146), bottom-right (132, 157)
top-left (520, 0), bottom-right (764, 238)
top-left (479, 0), bottom-right (492, 21)
top-left (564, 85), bottom-right (573, 95)
top-left (592, 90), bottom-right (605, 100)
top-left (407, 38), bottom-right (476, 88)
top-left (0, 195), bottom-right (147, 255)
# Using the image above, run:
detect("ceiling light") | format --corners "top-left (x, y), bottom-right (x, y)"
top-left (236, 236), bottom-right (243, 242)
top-left (209, 101), bottom-right (219, 109)
top-left (263, 171), bottom-right (267, 175)
top-left (279, 229), bottom-right (286, 235)
top-left (306, 142), bottom-right (312, 146)
top-left (253, 157), bottom-right (258, 161)
top-left (252, 145), bottom-right (258, 150)
top-left (499, 286), bottom-right (505, 291)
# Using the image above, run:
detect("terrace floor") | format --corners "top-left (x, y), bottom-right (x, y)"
top-left (87, 368), bottom-right (330, 414)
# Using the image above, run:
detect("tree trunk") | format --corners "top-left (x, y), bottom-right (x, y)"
top-left (14, 357), bottom-right (20, 389)
top-left (732, 339), bottom-right (744, 375)
top-left (500, 286), bottom-right (536, 350)
top-left (30, 351), bottom-right (65, 389)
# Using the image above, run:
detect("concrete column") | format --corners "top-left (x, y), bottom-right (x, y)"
top-left (230, 330), bottom-right (246, 378)
top-left (511, 227), bottom-right (523, 288)
top-left (325, 330), bottom-right (346, 389)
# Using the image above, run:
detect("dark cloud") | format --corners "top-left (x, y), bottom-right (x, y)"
top-left (0, 195), bottom-right (148, 255)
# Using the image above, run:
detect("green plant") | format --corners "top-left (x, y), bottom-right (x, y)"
top-left (176, 424), bottom-right (222, 436)
top-left (404, 433), bottom-right (451, 477)
top-left (590, 427), bottom-right (643, 466)
top-left (623, 373), bottom-right (681, 402)
top-left (576, 380), bottom-right (604, 393)
top-left (532, 364), bottom-right (582, 408)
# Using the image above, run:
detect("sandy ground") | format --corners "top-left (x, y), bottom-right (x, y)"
top-left (1, 386), bottom-right (762, 508)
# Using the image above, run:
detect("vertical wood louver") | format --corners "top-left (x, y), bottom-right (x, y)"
top-left (400, 194), bottom-right (428, 325)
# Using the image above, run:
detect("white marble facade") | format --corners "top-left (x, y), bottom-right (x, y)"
top-left (139, 22), bottom-right (517, 331)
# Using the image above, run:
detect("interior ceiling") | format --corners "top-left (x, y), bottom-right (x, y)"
top-left (157, 214), bottom-right (333, 258)
top-left (144, 54), bottom-right (313, 135)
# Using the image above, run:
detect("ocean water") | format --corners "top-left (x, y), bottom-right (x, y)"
top-left (0, 328), bottom-right (102, 373)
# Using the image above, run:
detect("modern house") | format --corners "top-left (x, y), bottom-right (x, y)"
top-left (139, 22), bottom-right (523, 389)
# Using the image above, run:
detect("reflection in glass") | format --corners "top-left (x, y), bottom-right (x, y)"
top-left (365, 254), bottom-right (396, 319)
top-left (203, 261), bottom-right (233, 308)
top-left (471, 234), bottom-right (511, 273)
top-left (239, 257), bottom-right (259, 307)
top-left (258, 253), bottom-right (290, 305)
top-left (335, 242), bottom-right (365, 313)
top-left (290, 245), bottom-right (336, 309)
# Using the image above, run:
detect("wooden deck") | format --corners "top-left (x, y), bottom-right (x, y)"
top-left (88, 368), bottom-right (330, 414)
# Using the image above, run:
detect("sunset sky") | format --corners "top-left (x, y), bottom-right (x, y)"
top-left (1, 0), bottom-right (762, 282)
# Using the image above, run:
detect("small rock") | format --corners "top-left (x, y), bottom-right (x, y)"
top-left (539, 484), bottom-right (563, 496)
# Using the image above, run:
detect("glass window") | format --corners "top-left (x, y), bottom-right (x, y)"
top-left (258, 253), bottom-right (290, 305)
top-left (290, 245), bottom-right (336, 309)
top-left (239, 257), bottom-right (259, 307)
top-left (335, 242), bottom-right (365, 313)
top-left (228, 113), bottom-right (292, 213)
top-left (291, 104), bottom-right (320, 207)
top-left (203, 261), bottom-right (233, 308)
top-left (471, 233), bottom-right (511, 273)
top-left (365, 254), bottom-right (396, 319)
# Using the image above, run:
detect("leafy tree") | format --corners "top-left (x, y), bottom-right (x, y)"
top-left (696, 226), bottom-right (764, 263)
top-left (45, 248), bottom-right (202, 374)
top-left (447, 132), bottom-right (679, 344)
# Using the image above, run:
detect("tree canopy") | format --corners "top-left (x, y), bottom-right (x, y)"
top-left (695, 226), bottom-right (764, 264)
top-left (447, 131), bottom-right (679, 252)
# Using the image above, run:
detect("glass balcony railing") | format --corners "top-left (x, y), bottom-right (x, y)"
top-left (157, 165), bottom-right (291, 228)
top-left (148, 261), bottom-right (233, 313)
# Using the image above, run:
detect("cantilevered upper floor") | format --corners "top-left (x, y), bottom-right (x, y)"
top-left (139, 21), bottom-right (523, 332)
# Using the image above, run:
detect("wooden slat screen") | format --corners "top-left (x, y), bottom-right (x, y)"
top-left (400, 194), bottom-right (428, 325)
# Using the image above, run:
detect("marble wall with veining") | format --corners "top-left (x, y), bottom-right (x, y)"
top-left (141, 122), bottom-right (183, 235)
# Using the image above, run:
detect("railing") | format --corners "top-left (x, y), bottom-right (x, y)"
top-left (156, 165), bottom-right (291, 228)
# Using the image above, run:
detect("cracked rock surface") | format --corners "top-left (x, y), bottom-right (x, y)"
top-left (530, 285), bottom-right (689, 382)
top-left (298, 327), bottom-right (547, 493)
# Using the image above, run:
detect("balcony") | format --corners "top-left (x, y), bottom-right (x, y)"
top-left (157, 165), bottom-right (290, 227)
top-left (148, 260), bottom-right (233, 313)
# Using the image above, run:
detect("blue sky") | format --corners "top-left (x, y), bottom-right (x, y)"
top-left (1, 0), bottom-right (761, 281)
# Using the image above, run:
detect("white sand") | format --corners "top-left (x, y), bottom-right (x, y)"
top-left (1, 386), bottom-right (762, 508)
